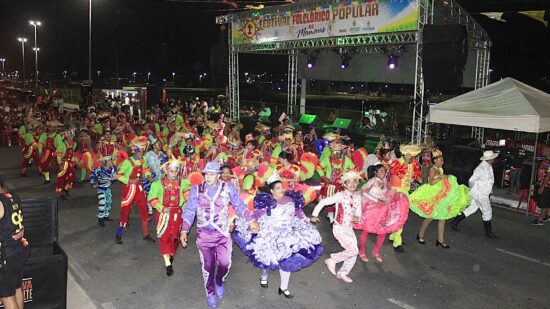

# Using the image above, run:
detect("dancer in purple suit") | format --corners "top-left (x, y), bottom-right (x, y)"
top-left (180, 161), bottom-right (259, 308)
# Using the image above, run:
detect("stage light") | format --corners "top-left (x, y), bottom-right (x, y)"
top-left (387, 55), bottom-right (399, 70)
top-left (306, 55), bottom-right (317, 69)
top-left (340, 54), bottom-right (351, 69)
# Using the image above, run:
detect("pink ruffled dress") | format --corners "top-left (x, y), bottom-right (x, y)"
top-left (353, 177), bottom-right (410, 234)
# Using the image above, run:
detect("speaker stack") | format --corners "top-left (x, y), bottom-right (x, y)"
top-left (422, 24), bottom-right (468, 91)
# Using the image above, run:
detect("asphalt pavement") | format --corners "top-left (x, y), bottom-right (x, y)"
top-left (1, 146), bottom-right (549, 309)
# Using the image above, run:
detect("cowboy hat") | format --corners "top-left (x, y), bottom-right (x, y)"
top-left (480, 150), bottom-right (499, 161)
top-left (202, 161), bottom-right (221, 174)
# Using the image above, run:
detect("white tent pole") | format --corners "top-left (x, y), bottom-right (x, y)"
top-left (527, 132), bottom-right (538, 216)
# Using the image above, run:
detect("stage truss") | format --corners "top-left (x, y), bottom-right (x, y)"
top-left (225, 0), bottom-right (491, 143)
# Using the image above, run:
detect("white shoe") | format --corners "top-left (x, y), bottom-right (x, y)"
top-left (324, 259), bottom-right (336, 276)
top-left (336, 274), bottom-right (353, 283)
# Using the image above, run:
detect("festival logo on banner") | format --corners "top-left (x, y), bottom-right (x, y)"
top-left (232, 0), bottom-right (418, 44)
top-left (0, 278), bottom-right (33, 308)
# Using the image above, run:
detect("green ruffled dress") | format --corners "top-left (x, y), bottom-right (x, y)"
top-left (409, 168), bottom-right (471, 220)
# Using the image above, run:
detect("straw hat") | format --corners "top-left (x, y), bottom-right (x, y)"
top-left (131, 136), bottom-right (149, 150)
top-left (399, 144), bottom-right (422, 156)
top-left (323, 132), bottom-right (340, 142)
top-left (206, 121), bottom-right (222, 130)
top-left (283, 124), bottom-right (295, 132)
top-left (278, 132), bottom-right (294, 142)
top-left (340, 170), bottom-right (362, 185)
top-left (161, 158), bottom-right (183, 175)
top-left (330, 143), bottom-right (347, 152)
top-left (169, 132), bottom-right (185, 148)
top-left (480, 150), bottom-right (499, 161)
top-left (255, 123), bottom-right (271, 132)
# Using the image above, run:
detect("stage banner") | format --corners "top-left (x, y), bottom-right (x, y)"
top-left (231, 0), bottom-right (418, 45)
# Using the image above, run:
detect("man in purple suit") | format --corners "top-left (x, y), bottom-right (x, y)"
top-left (180, 161), bottom-right (259, 308)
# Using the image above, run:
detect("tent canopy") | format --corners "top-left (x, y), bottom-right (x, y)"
top-left (429, 77), bottom-right (550, 133)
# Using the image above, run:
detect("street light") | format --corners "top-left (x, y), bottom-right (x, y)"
top-left (29, 20), bottom-right (41, 88)
top-left (0, 58), bottom-right (5, 77)
top-left (147, 72), bottom-right (151, 84)
top-left (132, 72), bottom-right (137, 81)
top-left (17, 37), bottom-right (27, 89)
top-left (172, 72), bottom-right (175, 85)
top-left (97, 70), bottom-right (101, 81)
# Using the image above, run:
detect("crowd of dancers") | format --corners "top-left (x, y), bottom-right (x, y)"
top-left (11, 105), bottom-right (506, 308)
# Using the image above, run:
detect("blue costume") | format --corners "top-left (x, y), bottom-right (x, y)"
top-left (90, 165), bottom-right (117, 219)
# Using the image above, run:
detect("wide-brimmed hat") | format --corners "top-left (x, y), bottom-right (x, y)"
top-left (161, 158), bottom-right (183, 174)
top-left (283, 124), bottom-right (295, 132)
top-left (255, 123), bottom-right (271, 132)
top-left (330, 143), bottom-right (347, 152)
top-left (278, 132), bottom-right (294, 142)
top-left (323, 132), bottom-right (340, 142)
top-left (131, 136), bottom-right (149, 150)
top-left (480, 150), bottom-right (499, 161)
top-left (202, 161), bottom-right (221, 174)
top-left (340, 170), bottom-right (362, 185)
top-left (400, 144), bottom-right (422, 156)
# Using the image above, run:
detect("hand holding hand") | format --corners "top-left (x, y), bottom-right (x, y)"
top-left (180, 233), bottom-right (188, 248)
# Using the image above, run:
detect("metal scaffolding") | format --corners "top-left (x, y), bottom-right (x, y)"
top-left (410, 0), bottom-right (432, 144)
top-left (224, 0), bottom-right (491, 137)
top-left (287, 50), bottom-right (298, 116)
top-left (228, 21), bottom-right (240, 121)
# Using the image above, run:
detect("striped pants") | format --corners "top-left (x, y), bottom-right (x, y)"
top-left (97, 188), bottom-right (112, 219)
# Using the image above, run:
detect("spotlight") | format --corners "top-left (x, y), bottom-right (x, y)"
top-left (306, 56), bottom-right (317, 69)
top-left (387, 55), bottom-right (399, 70)
top-left (340, 54), bottom-right (351, 69)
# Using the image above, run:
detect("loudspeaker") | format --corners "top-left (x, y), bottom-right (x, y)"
top-left (423, 24), bottom-right (468, 65)
top-left (422, 24), bottom-right (468, 90)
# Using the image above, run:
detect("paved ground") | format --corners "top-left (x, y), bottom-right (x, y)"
top-left (2, 146), bottom-right (550, 309)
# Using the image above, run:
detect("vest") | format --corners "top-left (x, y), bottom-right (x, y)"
top-left (196, 182), bottom-right (231, 236)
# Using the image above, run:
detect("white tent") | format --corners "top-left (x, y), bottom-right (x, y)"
top-left (429, 77), bottom-right (550, 133)
top-left (429, 77), bottom-right (550, 215)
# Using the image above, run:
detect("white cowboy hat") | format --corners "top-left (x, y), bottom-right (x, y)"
top-left (480, 150), bottom-right (499, 161)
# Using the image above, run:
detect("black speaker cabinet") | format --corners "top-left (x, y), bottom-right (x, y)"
top-left (422, 24), bottom-right (468, 90)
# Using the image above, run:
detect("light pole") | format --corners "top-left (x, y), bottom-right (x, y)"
top-left (172, 72), bottom-right (175, 85)
top-left (29, 20), bottom-right (41, 89)
top-left (97, 70), bottom-right (101, 81)
top-left (0, 58), bottom-right (5, 77)
top-left (88, 0), bottom-right (92, 83)
top-left (132, 72), bottom-right (137, 82)
top-left (17, 37), bottom-right (27, 89)
top-left (147, 72), bottom-right (151, 84)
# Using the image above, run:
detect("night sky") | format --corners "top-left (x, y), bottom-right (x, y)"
top-left (1, 0), bottom-right (549, 88)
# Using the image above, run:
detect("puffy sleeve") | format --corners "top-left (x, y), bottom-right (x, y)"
top-left (312, 192), bottom-right (341, 217)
